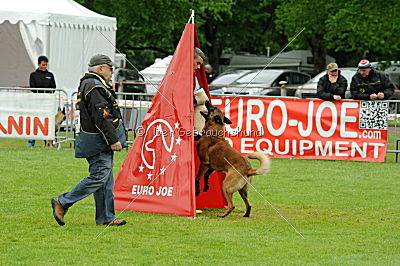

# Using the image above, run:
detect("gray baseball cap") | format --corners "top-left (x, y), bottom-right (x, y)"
top-left (88, 54), bottom-right (116, 67)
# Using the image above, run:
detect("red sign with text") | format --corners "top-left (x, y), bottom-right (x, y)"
top-left (211, 97), bottom-right (388, 162)
top-left (114, 23), bottom-right (197, 217)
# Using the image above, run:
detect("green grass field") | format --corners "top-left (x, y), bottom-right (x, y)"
top-left (0, 139), bottom-right (399, 264)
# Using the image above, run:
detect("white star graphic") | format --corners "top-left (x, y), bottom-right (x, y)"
top-left (147, 172), bottom-right (153, 180)
top-left (139, 164), bottom-right (145, 173)
top-left (174, 121), bottom-right (179, 129)
top-left (175, 136), bottom-right (182, 145)
top-left (171, 153), bottom-right (178, 162)
top-left (160, 167), bottom-right (166, 175)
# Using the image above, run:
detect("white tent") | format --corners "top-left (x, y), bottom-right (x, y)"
top-left (141, 55), bottom-right (173, 94)
top-left (0, 0), bottom-right (116, 95)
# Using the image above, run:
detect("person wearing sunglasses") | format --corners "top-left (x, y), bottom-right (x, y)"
top-left (317, 63), bottom-right (348, 101)
top-left (350, 59), bottom-right (394, 100)
top-left (51, 54), bottom-right (127, 227)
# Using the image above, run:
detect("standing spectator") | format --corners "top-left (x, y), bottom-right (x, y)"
top-left (51, 54), bottom-right (127, 226)
top-left (350, 59), bottom-right (394, 100)
top-left (30, 55), bottom-right (56, 93)
top-left (204, 64), bottom-right (215, 83)
top-left (317, 63), bottom-right (348, 101)
top-left (27, 56), bottom-right (56, 146)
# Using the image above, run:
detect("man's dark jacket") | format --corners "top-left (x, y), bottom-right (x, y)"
top-left (29, 68), bottom-right (56, 93)
top-left (77, 72), bottom-right (123, 146)
top-left (317, 72), bottom-right (348, 100)
top-left (350, 69), bottom-right (394, 100)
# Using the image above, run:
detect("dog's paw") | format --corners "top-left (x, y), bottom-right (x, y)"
top-left (243, 206), bottom-right (251, 217)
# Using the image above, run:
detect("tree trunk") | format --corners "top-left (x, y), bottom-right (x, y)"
top-left (308, 36), bottom-right (327, 74)
top-left (202, 19), bottom-right (220, 75)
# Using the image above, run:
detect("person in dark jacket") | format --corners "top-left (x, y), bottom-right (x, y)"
top-left (27, 56), bottom-right (57, 146)
top-left (51, 54), bottom-right (127, 227)
top-left (350, 59), bottom-right (394, 100)
top-left (317, 63), bottom-right (348, 101)
top-left (29, 55), bottom-right (56, 93)
top-left (205, 64), bottom-right (215, 83)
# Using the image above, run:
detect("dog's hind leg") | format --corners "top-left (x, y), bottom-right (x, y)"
top-left (203, 168), bottom-right (214, 192)
top-left (195, 164), bottom-right (208, 196)
top-left (219, 179), bottom-right (235, 218)
top-left (219, 188), bottom-right (235, 218)
top-left (239, 185), bottom-right (251, 217)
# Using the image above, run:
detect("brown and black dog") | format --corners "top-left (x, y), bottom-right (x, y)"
top-left (196, 101), bottom-right (270, 218)
top-left (44, 108), bottom-right (66, 147)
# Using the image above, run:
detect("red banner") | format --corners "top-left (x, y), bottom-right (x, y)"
top-left (211, 97), bottom-right (388, 162)
top-left (114, 23), bottom-right (196, 217)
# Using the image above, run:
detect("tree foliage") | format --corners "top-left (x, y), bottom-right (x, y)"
top-left (76, 0), bottom-right (400, 74)
top-left (325, 0), bottom-right (400, 63)
top-left (276, 0), bottom-right (400, 72)
top-left (276, 0), bottom-right (343, 72)
top-left (76, 0), bottom-right (190, 69)
top-left (76, 0), bottom-right (282, 71)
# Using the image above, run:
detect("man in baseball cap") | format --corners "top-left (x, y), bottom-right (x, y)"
top-left (88, 54), bottom-right (117, 68)
top-left (357, 59), bottom-right (372, 70)
top-left (350, 59), bottom-right (394, 100)
top-left (317, 63), bottom-right (348, 101)
top-left (51, 54), bottom-right (127, 227)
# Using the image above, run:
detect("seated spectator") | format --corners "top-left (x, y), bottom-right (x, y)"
top-left (317, 63), bottom-right (347, 101)
top-left (350, 59), bottom-right (394, 100)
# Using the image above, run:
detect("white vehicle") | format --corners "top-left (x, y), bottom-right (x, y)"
top-left (209, 69), bottom-right (251, 92)
top-left (212, 69), bottom-right (310, 96)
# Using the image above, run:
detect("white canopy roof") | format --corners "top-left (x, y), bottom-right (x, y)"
top-left (0, 0), bottom-right (116, 29)
top-left (141, 56), bottom-right (173, 94)
top-left (0, 0), bottom-right (116, 95)
top-left (141, 56), bottom-right (173, 76)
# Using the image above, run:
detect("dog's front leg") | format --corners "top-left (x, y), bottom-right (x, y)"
top-left (203, 168), bottom-right (214, 192)
top-left (198, 142), bottom-right (210, 166)
top-left (195, 163), bottom-right (209, 196)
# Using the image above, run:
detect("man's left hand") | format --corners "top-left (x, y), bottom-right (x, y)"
top-left (377, 92), bottom-right (385, 99)
top-left (111, 141), bottom-right (122, 151)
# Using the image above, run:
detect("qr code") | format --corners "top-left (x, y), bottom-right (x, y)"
top-left (359, 101), bottom-right (388, 129)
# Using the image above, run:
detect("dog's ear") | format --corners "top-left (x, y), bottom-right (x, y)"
top-left (224, 116), bottom-right (232, 124)
top-left (205, 100), bottom-right (212, 110)
top-left (213, 115), bottom-right (223, 125)
top-left (200, 111), bottom-right (208, 119)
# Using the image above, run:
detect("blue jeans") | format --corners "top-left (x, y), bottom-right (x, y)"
top-left (58, 151), bottom-right (116, 225)
top-left (27, 139), bottom-right (36, 146)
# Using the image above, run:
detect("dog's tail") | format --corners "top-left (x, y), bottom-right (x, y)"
top-left (247, 152), bottom-right (271, 176)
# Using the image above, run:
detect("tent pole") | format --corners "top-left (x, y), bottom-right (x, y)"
top-left (188, 9), bottom-right (195, 24)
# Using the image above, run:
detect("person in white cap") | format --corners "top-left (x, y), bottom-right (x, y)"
top-left (350, 59), bottom-right (394, 100)
top-left (317, 63), bottom-right (348, 101)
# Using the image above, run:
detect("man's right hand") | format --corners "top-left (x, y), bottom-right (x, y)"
top-left (370, 93), bottom-right (378, 100)
top-left (111, 141), bottom-right (122, 151)
top-left (333, 95), bottom-right (341, 101)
